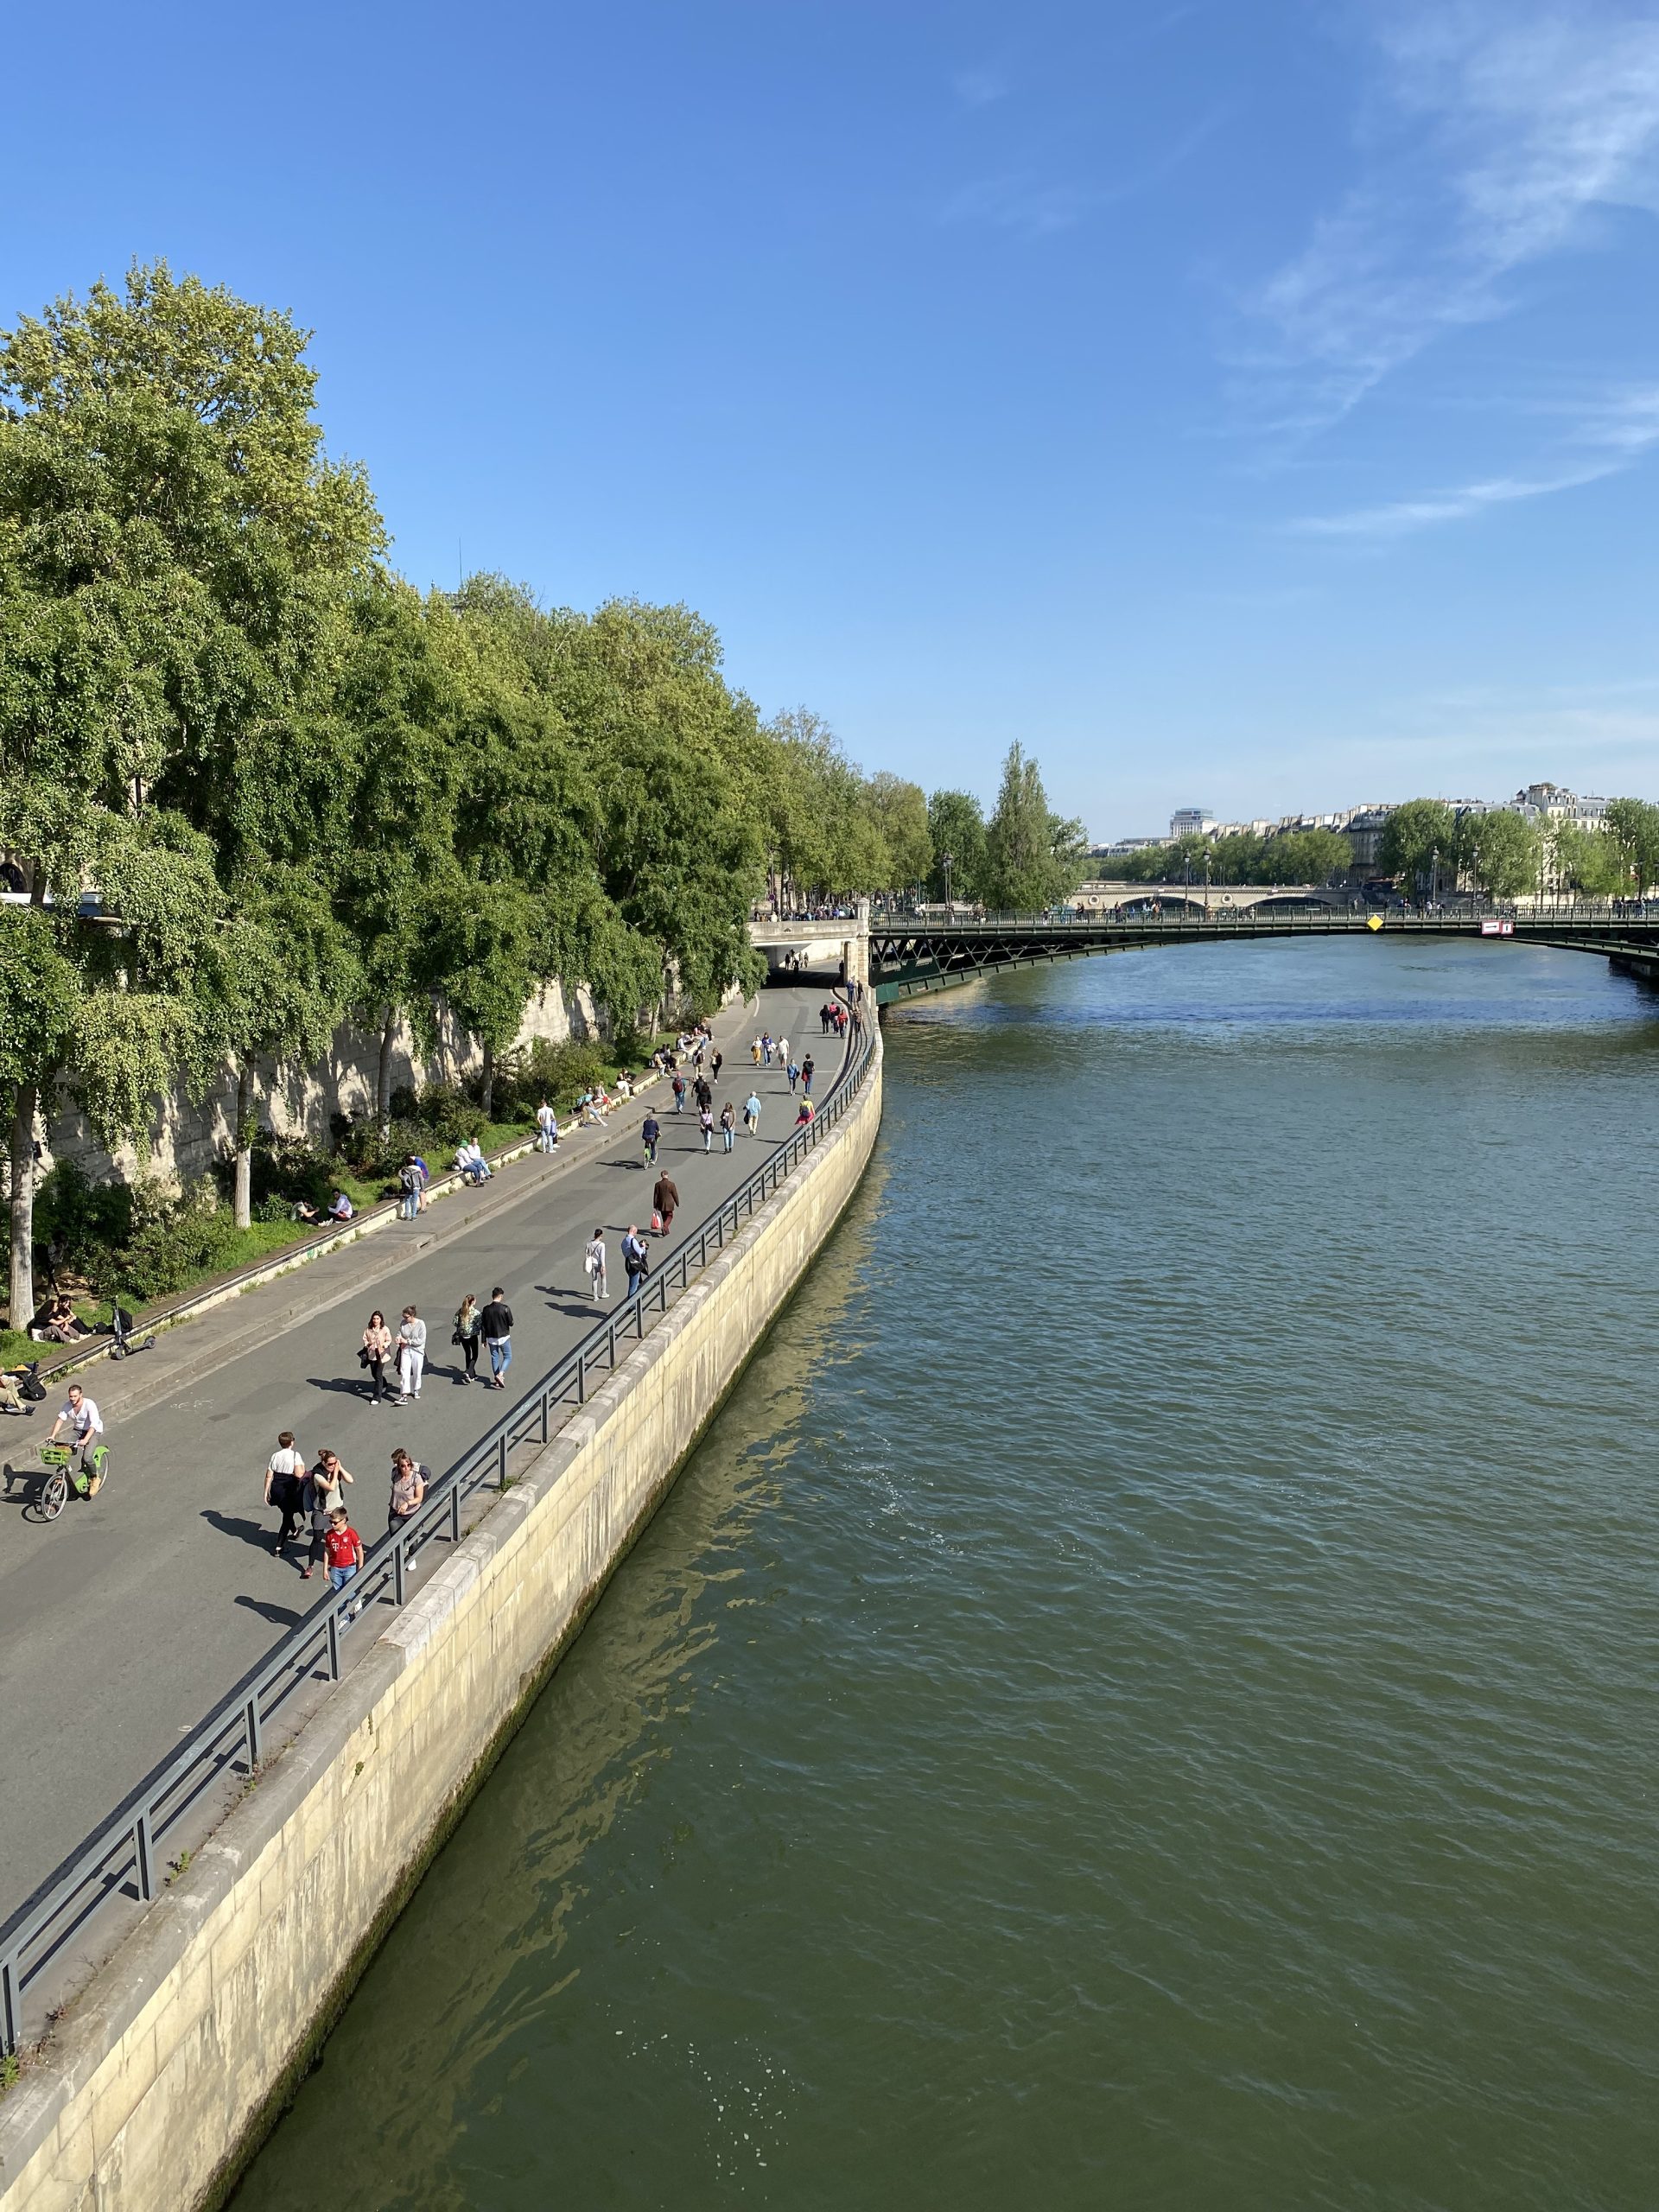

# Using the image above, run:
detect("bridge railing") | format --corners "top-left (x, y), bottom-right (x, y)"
top-left (873, 902), bottom-right (1659, 931)
top-left (0, 1012), bottom-right (877, 2056)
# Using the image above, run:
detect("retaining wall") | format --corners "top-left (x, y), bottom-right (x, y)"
top-left (0, 1029), bottom-right (882, 2212)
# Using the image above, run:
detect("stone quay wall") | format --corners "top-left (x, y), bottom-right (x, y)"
top-left (0, 1025), bottom-right (882, 2212)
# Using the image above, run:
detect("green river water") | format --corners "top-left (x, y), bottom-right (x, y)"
top-left (235, 939), bottom-right (1659, 2211)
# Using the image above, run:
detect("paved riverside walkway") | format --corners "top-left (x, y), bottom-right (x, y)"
top-left (0, 985), bottom-right (837, 1928)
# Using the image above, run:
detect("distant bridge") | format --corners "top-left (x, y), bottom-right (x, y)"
top-left (748, 905), bottom-right (1659, 1007)
top-left (861, 907), bottom-right (1659, 1006)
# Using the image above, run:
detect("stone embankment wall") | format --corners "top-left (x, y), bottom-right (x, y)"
top-left (0, 1027), bottom-right (882, 2212)
top-left (26, 979), bottom-right (608, 1195)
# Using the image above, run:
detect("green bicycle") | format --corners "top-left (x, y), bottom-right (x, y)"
top-left (2, 1439), bottom-right (112, 1522)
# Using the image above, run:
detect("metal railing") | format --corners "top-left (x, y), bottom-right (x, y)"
top-left (874, 903), bottom-right (1659, 932)
top-left (0, 1014), bottom-right (877, 2054)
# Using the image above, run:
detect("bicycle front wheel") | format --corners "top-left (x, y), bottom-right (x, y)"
top-left (37, 1471), bottom-right (68, 1522)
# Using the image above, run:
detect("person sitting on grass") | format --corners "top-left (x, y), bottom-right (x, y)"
top-left (30, 1294), bottom-right (89, 1344)
top-left (454, 1139), bottom-right (491, 1185)
top-left (296, 1189), bottom-right (355, 1226)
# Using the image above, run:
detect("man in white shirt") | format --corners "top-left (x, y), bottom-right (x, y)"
top-left (535, 1101), bottom-right (559, 1153)
top-left (48, 1383), bottom-right (105, 1492)
top-left (264, 1428), bottom-right (305, 1550)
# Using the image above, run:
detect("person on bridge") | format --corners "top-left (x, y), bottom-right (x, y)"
top-left (652, 1169), bottom-right (680, 1237)
top-left (324, 1509), bottom-right (365, 1623)
top-left (395, 1306), bottom-right (427, 1403)
top-left (361, 1311), bottom-right (393, 1405)
top-left (481, 1289), bottom-right (514, 1389)
top-left (387, 1449), bottom-right (428, 1537)
top-left (264, 1430), bottom-right (305, 1554)
top-left (454, 1294), bottom-right (482, 1384)
top-left (301, 1450), bottom-right (355, 1580)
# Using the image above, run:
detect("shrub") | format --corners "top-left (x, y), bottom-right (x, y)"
top-left (32, 1161), bottom-right (134, 1283)
top-left (116, 1179), bottom-right (244, 1300)
top-left (494, 1037), bottom-right (610, 1118)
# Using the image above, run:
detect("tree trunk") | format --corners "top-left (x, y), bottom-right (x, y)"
top-left (480, 1039), bottom-right (494, 1121)
top-left (377, 1005), bottom-right (397, 1141)
top-left (9, 1081), bottom-right (38, 1335)
top-left (232, 1056), bottom-right (256, 1230)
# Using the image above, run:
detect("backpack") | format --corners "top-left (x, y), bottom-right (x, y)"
top-left (399, 1165), bottom-right (419, 1192)
top-left (18, 1363), bottom-right (46, 1402)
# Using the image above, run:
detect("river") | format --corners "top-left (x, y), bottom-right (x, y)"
top-left (234, 938), bottom-right (1659, 2212)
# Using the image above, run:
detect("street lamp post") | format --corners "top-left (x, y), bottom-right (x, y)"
top-left (942, 850), bottom-right (954, 916)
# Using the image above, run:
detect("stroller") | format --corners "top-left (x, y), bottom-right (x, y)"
top-left (107, 1306), bottom-right (157, 1360)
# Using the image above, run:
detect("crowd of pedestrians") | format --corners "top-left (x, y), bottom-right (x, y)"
top-left (251, 994), bottom-right (845, 1637)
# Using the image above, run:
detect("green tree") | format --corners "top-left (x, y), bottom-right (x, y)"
top-left (1604, 798), bottom-right (1659, 895)
top-left (1463, 809), bottom-right (1541, 899)
top-left (982, 745), bottom-right (1086, 912)
top-left (1548, 820), bottom-right (1625, 899)
top-left (866, 772), bottom-right (931, 892)
top-left (925, 790), bottom-right (988, 902)
top-left (1378, 800), bottom-right (1458, 897)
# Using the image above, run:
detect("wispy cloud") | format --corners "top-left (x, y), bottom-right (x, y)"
top-left (1290, 377), bottom-right (1659, 536)
top-left (1249, 4), bottom-right (1659, 426)
top-left (942, 110), bottom-right (1227, 240)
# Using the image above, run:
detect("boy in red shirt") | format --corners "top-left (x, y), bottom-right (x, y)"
top-left (325, 1508), bottom-right (366, 1624)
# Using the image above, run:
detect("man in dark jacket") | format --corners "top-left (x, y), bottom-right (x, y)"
top-left (481, 1287), bottom-right (514, 1389)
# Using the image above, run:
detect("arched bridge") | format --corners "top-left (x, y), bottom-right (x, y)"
top-left (864, 908), bottom-right (1659, 1006)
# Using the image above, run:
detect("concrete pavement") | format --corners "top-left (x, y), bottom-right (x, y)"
top-left (0, 984), bottom-right (842, 1924)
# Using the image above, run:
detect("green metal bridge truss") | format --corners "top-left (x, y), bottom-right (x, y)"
top-left (868, 909), bottom-right (1659, 1006)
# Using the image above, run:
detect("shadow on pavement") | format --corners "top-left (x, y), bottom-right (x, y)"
top-left (234, 1593), bottom-right (302, 1628)
top-left (202, 1508), bottom-right (278, 1554)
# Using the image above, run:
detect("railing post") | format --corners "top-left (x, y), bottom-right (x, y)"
top-left (498, 1435), bottom-right (509, 1489)
top-left (450, 1483), bottom-right (461, 1541)
top-left (393, 1536), bottom-right (406, 1606)
top-left (245, 1694), bottom-right (262, 1770)
top-left (135, 1808), bottom-right (156, 1903)
top-left (576, 1354), bottom-right (586, 1404)
top-left (327, 1609), bottom-right (341, 1681)
top-left (0, 1951), bottom-right (17, 2056)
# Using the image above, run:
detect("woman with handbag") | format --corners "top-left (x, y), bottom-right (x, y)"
top-left (360, 1311), bottom-right (393, 1405)
top-left (454, 1293), bottom-right (482, 1383)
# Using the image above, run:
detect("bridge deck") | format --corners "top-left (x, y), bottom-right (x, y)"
top-left (867, 911), bottom-right (1659, 1003)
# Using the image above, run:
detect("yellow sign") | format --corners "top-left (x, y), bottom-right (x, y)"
top-left (1367, 914), bottom-right (1384, 931)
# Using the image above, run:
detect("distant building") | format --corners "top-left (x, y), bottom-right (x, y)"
top-left (1092, 836), bottom-right (1171, 858)
top-left (1507, 783), bottom-right (1609, 830)
top-left (1170, 808), bottom-right (1217, 838)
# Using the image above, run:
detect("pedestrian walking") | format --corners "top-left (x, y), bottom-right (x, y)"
top-left (302, 1449), bottom-right (354, 1580)
top-left (699, 1105), bottom-right (714, 1152)
top-left (652, 1170), bottom-right (679, 1236)
top-left (387, 1447), bottom-right (428, 1536)
top-left (324, 1509), bottom-right (365, 1622)
top-left (535, 1099), bottom-right (560, 1152)
top-left (642, 1112), bottom-right (660, 1166)
top-left (264, 1431), bottom-right (306, 1555)
top-left (621, 1224), bottom-right (651, 1297)
top-left (819, 1002), bottom-right (832, 1035)
top-left (801, 1055), bottom-right (815, 1097)
top-left (693, 1075), bottom-right (712, 1111)
top-left (397, 1155), bottom-right (422, 1221)
top-left (361, 1310), bottom-right (393, 1404)
top-left (776, 1033), bottom-right (789, 1071)
top-left (750, 1035), bottom-right (763, 1065)
top-left (584, 1229), bottom-right (609, 1300)
top-left (720, 1100), bottom-right (736, 1152)
top-left (796, 1097), bottom-right (816, 1128)
top-left (762, 1031), bottom-right (774, 1065)
top-left (482, 1287), bottom-right (514, 1389)
top-left (454, 1293), bottom-right (482, 1383)
top-left (395, 1306), bottom-right (426, 1402)
top-left (671, 1073), bottom-right (686, 1114)
top-left (744, 1089), bottom-right (762, 1135)
top-left (711, 1050), bottom-right (723, 1084)
top-left (787, 1059), bottom-right (800, 1092)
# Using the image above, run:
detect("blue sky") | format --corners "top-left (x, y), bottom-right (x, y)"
top-left (9, 0), bottom-right (1659, 837)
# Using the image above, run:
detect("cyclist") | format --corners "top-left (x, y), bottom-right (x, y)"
top-left (47, 1383), bottom-right (105, 1495)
